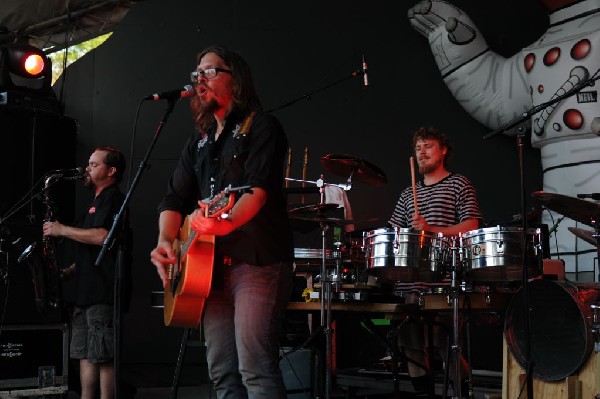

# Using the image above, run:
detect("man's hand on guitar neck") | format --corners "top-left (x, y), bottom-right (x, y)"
top-left (190, 201), bottom-right (237, 236)
top-left (190, 187), bottom-right (267, 236)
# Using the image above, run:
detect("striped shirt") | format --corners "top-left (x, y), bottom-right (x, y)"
top-left (389, 173), bottom-right (482, 229)
top-left (388, 173), bottom-right (483, 295)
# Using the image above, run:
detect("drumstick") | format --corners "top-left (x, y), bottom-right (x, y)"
top-left (285, 147), bottom-right (292, 188)
top-left (301, 146), bottom-right (308, 204)
top-left (410, 156), bottom-right (418, 215)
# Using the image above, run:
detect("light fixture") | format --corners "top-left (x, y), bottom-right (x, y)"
top-left (0, 43), bottom-right (52, 94)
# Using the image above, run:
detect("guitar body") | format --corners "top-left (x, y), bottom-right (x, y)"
top-left (164, 216), bottom-right (215, 327)
top-left (162, 187), bottom-right (245, 328)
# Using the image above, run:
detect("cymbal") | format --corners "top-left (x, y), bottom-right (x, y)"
top-left (321, 154), bottom-right (387, 187)
top-left (289, 203), bottom-right (339, 214)
top-left (568, 227), bottom-right (597, 246)
top-left (290, 215), bottom-right (382, 225)
top-left (531, 191), bottom-right (600, 227)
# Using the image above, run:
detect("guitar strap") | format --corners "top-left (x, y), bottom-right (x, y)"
top-left (234, 111), bottom-right (256, 138)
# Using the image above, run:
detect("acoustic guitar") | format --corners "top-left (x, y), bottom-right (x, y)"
top-left (164, 185), bottom-right (250, 327)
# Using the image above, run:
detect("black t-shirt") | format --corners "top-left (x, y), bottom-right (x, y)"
top-left (158, 109), bottom-right (294, 266)
top-left (74, 184), bottom-right (126, 306)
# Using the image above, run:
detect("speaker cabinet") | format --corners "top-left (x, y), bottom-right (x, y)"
top-left (0, 106), bottom-right (77, 324)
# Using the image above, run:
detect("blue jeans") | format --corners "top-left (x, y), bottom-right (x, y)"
top-left (203, 261), bottom-right (293, 399)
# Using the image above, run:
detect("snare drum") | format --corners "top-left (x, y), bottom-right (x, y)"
top-left (293, 248), bottom-right (335, 271)
top-left (293, 247), bottom-right (352, 274)
top-left (363, 227), bottom-right (447, 282)
top-left (462, 226), bottom-right (542, 282)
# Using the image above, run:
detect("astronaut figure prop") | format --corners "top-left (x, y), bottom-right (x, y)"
top-left (408, 0), bottom-right (600, 280)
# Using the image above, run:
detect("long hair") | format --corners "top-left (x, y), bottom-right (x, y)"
top-left (412, 127), bottom-right (452, 168)
top-left (190, 45), bottom-right (262, 131)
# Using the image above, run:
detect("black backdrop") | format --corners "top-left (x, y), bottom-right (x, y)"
top-left (4, 0), bottom-right (551, 387)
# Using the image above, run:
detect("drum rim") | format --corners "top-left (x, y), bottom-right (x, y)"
top-left (365, 227), bottom-right (439, 236)
top-left (464, 225), bottom-right (542, 237)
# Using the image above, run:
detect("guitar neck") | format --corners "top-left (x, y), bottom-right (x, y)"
top-left (181, 230), bottom-right (197, 257)
top-left (178, 185), bottom-right (250, 258)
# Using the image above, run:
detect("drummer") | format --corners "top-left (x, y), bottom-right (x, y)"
top-left (389, 126), bottom-right (483, 396)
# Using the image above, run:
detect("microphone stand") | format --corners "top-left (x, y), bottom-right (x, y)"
top-left (95, 97), bottom-right (180, 399)
top-left (0, 174), bottom-right (69, 227)
top-left (483, 67), bottom-right (600, 399)
top-left (266, 68), bottom-right (365, 113)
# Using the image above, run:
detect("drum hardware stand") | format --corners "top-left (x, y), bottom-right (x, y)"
top-left (332, 241), bottom-right (343, 293)
top-left (316, 174), bottom-right (338, 399)
top-left (286, 173), bottom-right (355, 399)
top-left (359, 318), bottom-right (403, 399)
top-left (592, 302), bottom-right (600, 399)
top-left (443, 235), bottom-right (473, 399)
top-left (594, 219), bottom-right (600, 283)
top-left (294, 174), bottom-right (344, 399)
top-left (591, 303), bottom-right (600, 351)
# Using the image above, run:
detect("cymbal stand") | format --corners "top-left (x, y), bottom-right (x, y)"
top-left (594, 219), bottom-right (600, 282)
top-left (314, 174), bottom-right (334, 399)
top-left (286, 172), bottom-right (353, 399)
top-left (318, 173), bottom-right (354, 399)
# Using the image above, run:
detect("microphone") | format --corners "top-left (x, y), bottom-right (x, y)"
top-left (45, 166), bottom-right (85, 181)
top-left (362, 54), bottom-right (368, 87)
top-left (577, 193), bottom-right (600, 200)
top-left (143, 85), bottom-right (195, 101)
top-left (46, 166), bottom-right (84, 175)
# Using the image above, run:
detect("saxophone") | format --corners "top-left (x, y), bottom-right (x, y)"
top-left (18, 175), bottom-right (63, 313)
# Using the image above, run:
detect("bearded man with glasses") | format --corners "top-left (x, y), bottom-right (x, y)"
top-left (150, 45), bottom-right (294, 398)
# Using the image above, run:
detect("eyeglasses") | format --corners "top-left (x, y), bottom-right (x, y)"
top-left (190, 67), bottom-right (232, 82)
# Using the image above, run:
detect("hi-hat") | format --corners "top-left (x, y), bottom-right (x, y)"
top-left (321, 154), bottom-right (387, 187)
top-left (290, 215), bottom-right (382, 225)
top-left (568, 227), bottom-right (597, 246)
top-left (531, 191), bottom-right (600, 227)
top-left (289, 203), bottom-right (339, 214)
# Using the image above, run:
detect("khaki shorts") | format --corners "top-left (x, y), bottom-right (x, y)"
top-left (70, 304), bottom-right (114, 364)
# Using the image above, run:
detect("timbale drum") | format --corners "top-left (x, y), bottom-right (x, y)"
top-left (462, 226), bottom-right (543, 282)
top-left (363, 227), bottom-right (448, 282)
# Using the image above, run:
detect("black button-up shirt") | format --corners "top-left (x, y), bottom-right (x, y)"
top-left (158, 109), bottom-right (294, 266)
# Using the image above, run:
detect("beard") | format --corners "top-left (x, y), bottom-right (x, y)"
top-left (83, 175), bottom-right (93, 188)
top-left (198, 97), bottom-right (219, 115)
top-left (418, 162), bottom-right (436, 175)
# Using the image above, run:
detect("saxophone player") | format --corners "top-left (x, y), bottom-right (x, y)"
top-left (43, 146), bottom-right (129, 399)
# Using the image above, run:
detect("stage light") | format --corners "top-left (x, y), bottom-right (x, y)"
top-left (24, 54), bottom-right (46, 76)
top-left (0, 43), bottom-right (52, 94)
top-left (0, 43), bottom-right (58, 112)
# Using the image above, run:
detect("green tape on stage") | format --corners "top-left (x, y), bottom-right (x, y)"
top-left (370, 319), bottom-right (390, 326)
